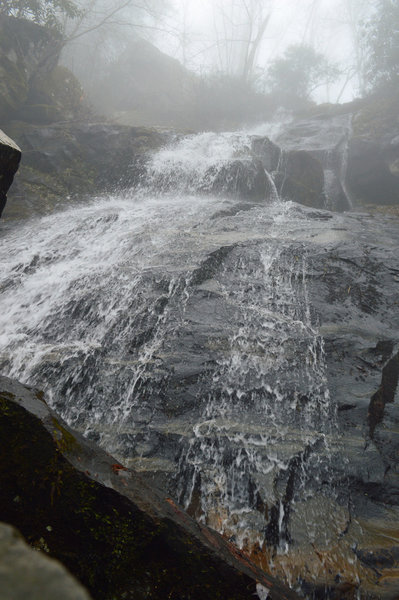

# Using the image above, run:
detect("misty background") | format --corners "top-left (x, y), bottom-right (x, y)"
top-left (1, 0), bottom-right (397, 129)
top-left (56, 0), bottom-right (377, 125)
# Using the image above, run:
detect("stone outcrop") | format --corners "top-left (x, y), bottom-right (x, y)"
top-left (273, 95), bottom-right (399, 210)
top-left (275, 110), bottom-right (353, 211)
top-left (0, 376), bottom-right (298, 600)
top-left (206, 158), bottom-right (275, 201)
top-left (0, 15), bottom-right (61, 124)
top-left (252, 136), bottom-right (325, 208)
top-left (346, 94), bottom-right (399, 206)
top-left (251, 136), bottom-right (281, 173)
top-left (0, 522), bottom-right (92, 600)
top-left (19, 200), bottom-right (396, 599)
top-left (277, 149), bottom-right (325, 208)
top-left (2, 121), bottom-right (165, 219)
top-left (0, 128), bottom-right (21, 217)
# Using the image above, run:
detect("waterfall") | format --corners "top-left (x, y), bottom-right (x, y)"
top-left (176, 240), bottom-right (336, 550)
top-left (0, 127), bottom-right (350, 594)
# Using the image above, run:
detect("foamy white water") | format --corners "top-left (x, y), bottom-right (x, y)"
top-left (0, 128), bottom-right (344, 589)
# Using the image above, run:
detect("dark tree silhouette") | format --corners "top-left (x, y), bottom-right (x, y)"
top-left (0, 0), bottom-right (81, 29)
top-left (266, 44), bottom-right (340, 107)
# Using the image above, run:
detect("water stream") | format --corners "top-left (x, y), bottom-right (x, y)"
top-left (0, 127), bottom-right (353, 595)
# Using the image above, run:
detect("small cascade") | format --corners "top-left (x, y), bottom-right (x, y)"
top-left (275, 112), bottom-right (354, 211)
top-left (144, 131), bottom-right (253, 195)
top-left (338, 115), bottom-right (355, 210)
top-left (322, 116), bottom-right (354, 211)
top-left (0, 193), bottom-right (219, 431)
top-left (176, 225), bottom-right (338, 557)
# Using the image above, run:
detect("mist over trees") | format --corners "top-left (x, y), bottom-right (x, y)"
top-left (206, 0), bottom-right (272, 83)
top-left (59, 0), bottom-right (170, 100)
top-left (1, 0), bottom-right (397, 127)
top-left (365, 0), bottom-right (399, 92)
top-left (265, 44), bottom-right (340, 108)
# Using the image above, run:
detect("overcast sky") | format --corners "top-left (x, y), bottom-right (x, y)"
top-left (156, 0), bottom-right (358, 103)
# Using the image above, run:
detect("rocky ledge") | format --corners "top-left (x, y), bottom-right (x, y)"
top-left (0, 375), bottom-right (298, 600)
top-left (2, 121), bottom-right (166, 219)
top-left (0, 128), bottom-right (21, 217)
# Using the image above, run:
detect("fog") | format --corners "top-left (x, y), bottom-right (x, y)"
top-left (59, 0), bottom-right (379, 128)
top-left (160, 0), bottom-right (356, 100)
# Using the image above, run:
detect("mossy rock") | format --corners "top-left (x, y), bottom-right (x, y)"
top-left (3, 121), bottom-right (166, 219)
top-left (0, 375), bottom-right (299, 600)
top-left (0, 55), bottom-right (28, 122)
top-left (26, 66), bottom-right (84, 122)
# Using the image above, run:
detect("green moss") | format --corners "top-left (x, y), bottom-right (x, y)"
top-left (0, 391), bottom-right (16, 414)
top-left (51, 417), bottom-right (81, 454)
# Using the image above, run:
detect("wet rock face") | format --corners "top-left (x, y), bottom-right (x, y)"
top-left (303, 222), bottom-right (399, 592)
top-left (1, 114), bottom-right (399, 597)
top-left (0, 128), bottom-right (21, 217)
top-left (1, 190), bottom-right (398, 597)
top-left (252, 137), bottom-right (327, 209)
top-left (278, 150), bottom-right (325, 208)
top-left (346, 94), bottom-right (399, 207)
top-left (207, 158), bottom-right (274, 201)
top-left (251, 136), bottom-right (281, 173)
top-left (0, 522), bottom-right (92, 600)
top-left (3, 122), bottom-right (165, 219)
top-left (275, 111), bottom-right (353, 211)
top-left (0, 376), bottom-right (298, 600)
top-left (159, 209), bottom-right (399, 599)
top-left (347, 136), bottom-right (399, 206)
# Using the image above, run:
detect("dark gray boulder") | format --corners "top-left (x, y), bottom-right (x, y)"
top-left (277, 149), bottom-right (325, 208)
top-left (346, 93), bottom-right (399, 207)
top-left (346, 136), bottom-right (399, 206)
top-left (0, 128), bottom-right (21, 217)
top-left (207, 158), bottom-right (274, 201)
top-left (275, 111), bottom-right (353, 211)
top-left (3, 121), bottom-right (165, 219)
top-left (251, 136), bottom-right (281, 173)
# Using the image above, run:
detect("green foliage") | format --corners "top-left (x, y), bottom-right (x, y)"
top-left (265, 44), bottom-right (340, 107)
top-left (365, 0), bottom-right (399, 91)
top-left (0, 0), bottom-right (81, 30)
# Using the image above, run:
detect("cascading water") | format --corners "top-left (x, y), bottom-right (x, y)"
top-left (0, 127), bottom-right (355, 595)
top-left (176, 241), bottom-right (336, 545)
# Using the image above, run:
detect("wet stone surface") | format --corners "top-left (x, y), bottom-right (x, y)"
top-left (0, 129), bottom-right (398, 598)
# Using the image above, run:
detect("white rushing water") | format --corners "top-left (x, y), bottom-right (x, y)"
top-left (0, 127), bottom-right (344, 588)
top-left (176, 208), bottom-right (337, 553)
